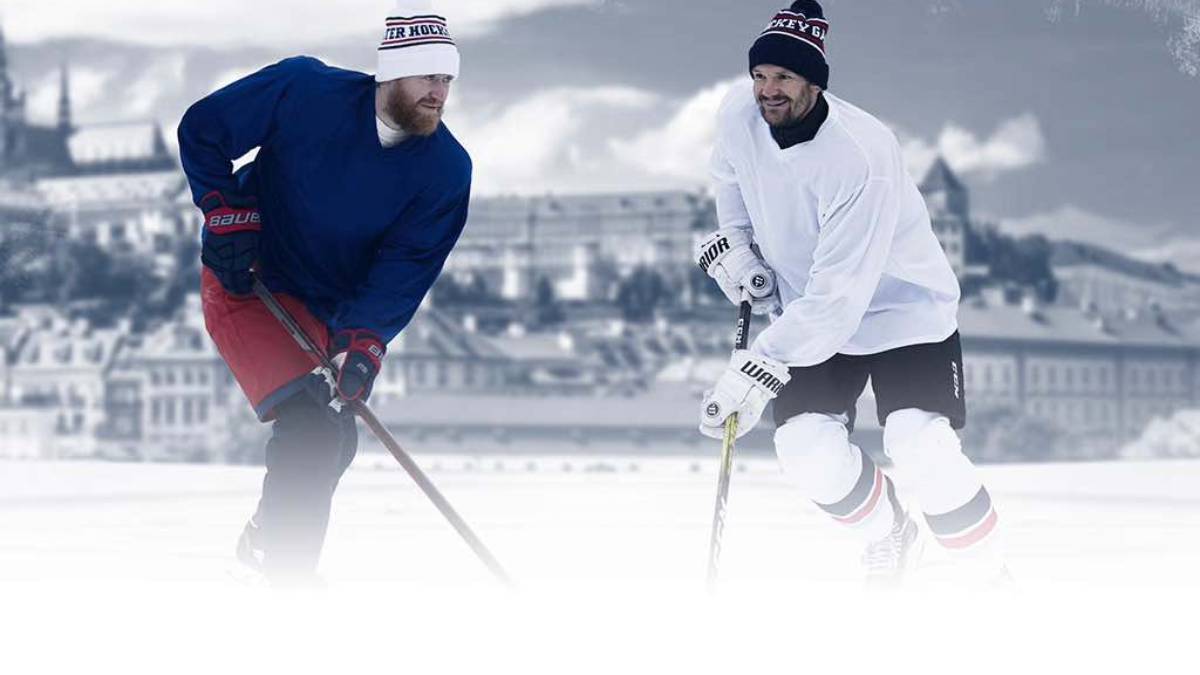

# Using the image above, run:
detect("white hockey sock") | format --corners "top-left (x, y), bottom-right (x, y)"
top-left (885, 409), bottom-right (999, 551)
top-left (776, 412), bottom-right (896, 542)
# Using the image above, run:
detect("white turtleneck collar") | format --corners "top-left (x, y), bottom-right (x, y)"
top-left (376, 115), bottom-right (409, 148)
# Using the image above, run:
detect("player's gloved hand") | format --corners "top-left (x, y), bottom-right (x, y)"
top-left (695, 227), bottom-right (780, 316)
top-left (699, 349), bottom-right (791, 440)
top-left (330, 329), bottom-right (386, 402)
top-left (199, 191), bottom-right (261, 296)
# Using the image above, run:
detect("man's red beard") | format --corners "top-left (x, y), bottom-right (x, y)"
top-left (383, 89), bottom-right (443, 137)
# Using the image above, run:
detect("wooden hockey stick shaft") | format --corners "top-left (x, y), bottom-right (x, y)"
top-left (706, 292), bottom-right (754, 591)
top-left (251, 277), bottom-right (514, 587)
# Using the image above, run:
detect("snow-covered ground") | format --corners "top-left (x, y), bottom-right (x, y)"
top-left (2, 455), bottom-right (1198, 674)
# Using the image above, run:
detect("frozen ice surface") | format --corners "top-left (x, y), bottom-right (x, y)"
top-left (2, 455), bottom-right (1197, 674)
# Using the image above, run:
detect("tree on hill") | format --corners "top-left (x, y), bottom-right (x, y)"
top-left (971, 229), bottom-right (1058, 301)
top-left (616, 266), bottom-right (669, 323)
top-left (532, 276), bottom-right (564, 326)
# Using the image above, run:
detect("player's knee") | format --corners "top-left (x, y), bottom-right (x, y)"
top-left (774, 412), bottom-right (851, 476)
top-left (269, 390), bottom-right (349, 477)
top-left (883, 408), bottom-right (964, 479)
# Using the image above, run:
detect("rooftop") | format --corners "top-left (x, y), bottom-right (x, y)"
top-left (918, 157), bottom-right (966, 194)
top-left (67, 123), bottom-right (171, 165)
top-left (959, 298), bottom-right (1199, 349)
top-left (13, 324), bottom-right (124, 370)
top-left (469, 190), bottom-right (706, 221)
top-left (36, 169), bottom-right (184, 205)
top-left (393, 307), bottom-right (508, 361)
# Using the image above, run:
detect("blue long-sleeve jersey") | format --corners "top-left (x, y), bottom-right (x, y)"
top-left (178, 56), bottom-right (472, 343)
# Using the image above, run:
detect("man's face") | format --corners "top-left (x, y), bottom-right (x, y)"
top-left (380, 74), bottom-right (454, 136)
top-left (752, 65), bottom-right (821, 128)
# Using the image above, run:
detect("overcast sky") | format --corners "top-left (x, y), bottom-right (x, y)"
top-left (4, 1), bottom-right (1199, 269)
top-left (0, 0), bottom-right (593, 44)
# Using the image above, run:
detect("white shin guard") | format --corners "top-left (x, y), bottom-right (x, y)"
top-left (775, 413), bottom-right (895, 542)
top-left (884, 408), bottom-right (999, 551)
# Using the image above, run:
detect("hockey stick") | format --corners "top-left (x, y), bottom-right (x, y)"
top-left (251, 277), bottom-right (514, 587)
top-left (706, 291), bottom-right (753, 591)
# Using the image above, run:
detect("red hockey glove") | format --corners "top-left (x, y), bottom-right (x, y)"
top-left (330, 329), bottom-right (386, 402)
top-left (199, 191), bottom-right (261, 296)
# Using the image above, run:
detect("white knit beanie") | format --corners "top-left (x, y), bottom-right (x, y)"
top-left (375, 0), bottom-right (460, 82)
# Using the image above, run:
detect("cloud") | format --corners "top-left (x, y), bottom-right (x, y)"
top-left (453, 76), bottom-right (1048, 197)
top-left (896, 113), bottom-right (1047, 180)
top-left (447, 86), bottom-right (656, 194)
top-left (123, 55), bottom-right (187, 117)
top-left (1, 0), bottom-right (597, 46)
top-left (25, 67), bottom-right (113, 124)
top-left (209, 67), bottom-right (260, 94)
top-left (608, 78), bottom-right (740, 183)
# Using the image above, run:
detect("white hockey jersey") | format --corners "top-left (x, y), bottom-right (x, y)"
top-left (711, 81), bottom-right (961, 367)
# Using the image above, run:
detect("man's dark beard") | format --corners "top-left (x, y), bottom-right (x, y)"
top-left (766, 92), bottom-right (827, 150)
top-left (758, 99), bottom-right (795, 128)
top-left (759, 97), bottom-right (808, 128)
top-left (384, 90), bottom-right (442, 137)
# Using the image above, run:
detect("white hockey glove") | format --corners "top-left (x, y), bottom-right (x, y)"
top-left (699, 350), bottom-right (791, 440)
top-left (695, 227), bottom-right (780, 316)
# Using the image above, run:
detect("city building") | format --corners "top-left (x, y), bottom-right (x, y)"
top-left (0, 404), bottom-right (57, 459)
top-left (369, 381), bottom-right (713, 456)
top-left (446, 191), bottom-right (709, 301)
top-left (7, 319), bottom-right (126, 458)
top-left (919, 156), bottom-right (970, 278)
top-left (0, 28), bottom-right (72, 180)
top-left (959, 289), bottom-right (1200, 452)
top-left (1, 26), bottom-right (176, 182)
top-left (0, 23), bottom-right (191, 277)
top-left (102, 296), bottom-right (239, 460)
top-left (372, 305), bottom-right (512, 404)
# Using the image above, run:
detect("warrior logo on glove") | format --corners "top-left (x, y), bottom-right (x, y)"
top-left (699, 349), bottom-right (792, 440)
top-left (695, 227), bottom-right (780, 316)
top-left (740, 361), bottom-right (786, 394)
top-left (697, 235), bottom-right (732, 273)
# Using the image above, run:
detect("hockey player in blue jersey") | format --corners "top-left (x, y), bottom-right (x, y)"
top-left (177, 0), bottom-right (471, 585)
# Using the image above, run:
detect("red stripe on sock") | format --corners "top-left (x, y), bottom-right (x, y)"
top-left (834, 467), bottom-right (883, 525)
top-left (937, 509), bottom-right (998, 549)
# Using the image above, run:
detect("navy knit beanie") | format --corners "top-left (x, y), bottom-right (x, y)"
top-left (748, 0), bottom-right (830, 89)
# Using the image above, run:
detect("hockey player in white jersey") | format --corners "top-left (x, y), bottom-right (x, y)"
top-left (697, 0), bottom-right (1005, 585)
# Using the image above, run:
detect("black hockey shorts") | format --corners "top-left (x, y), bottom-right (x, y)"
top-left (771, 331), bottom-right (966, 431)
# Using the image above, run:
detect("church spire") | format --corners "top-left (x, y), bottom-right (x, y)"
top-left (58, 63), bottom-right (72, 133)
top-left (0, 21), bottom-right (12, 105)
top-left (0, 21), bottom-right (8, 72)
top-left (919, 156), bottom-right (970, 221)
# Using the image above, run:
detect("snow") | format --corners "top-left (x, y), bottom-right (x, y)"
top-left (2, 455), bottom-right (1198, 674)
